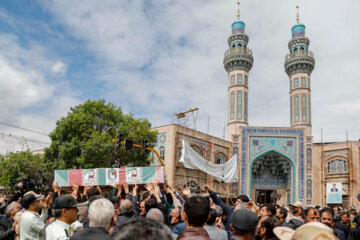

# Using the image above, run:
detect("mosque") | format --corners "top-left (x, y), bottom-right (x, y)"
top-left (152, 6), bottom-right (360, 209)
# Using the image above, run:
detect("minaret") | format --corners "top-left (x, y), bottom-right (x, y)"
top-left (284, 6), bottom-right (315, 137)
top-left (224, 1), bottom-right (253, 142)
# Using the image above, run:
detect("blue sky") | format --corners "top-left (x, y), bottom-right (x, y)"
top-left (0, 0), bottom-right (359, 154)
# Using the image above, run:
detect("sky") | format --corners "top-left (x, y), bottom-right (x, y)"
top-left (0, 0), bottom-right (359, 154)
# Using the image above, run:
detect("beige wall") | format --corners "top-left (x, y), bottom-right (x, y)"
top-left (313, 141), bottom-right (360, 209)
top-left (152, 124), bottom-right (234, 197)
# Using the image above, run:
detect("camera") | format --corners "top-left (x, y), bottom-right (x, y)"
top-left (15, 179), bottom-right (35, 191)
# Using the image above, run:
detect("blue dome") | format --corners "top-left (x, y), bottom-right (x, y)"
top-left (291, 23), bottom-right (305, 38)
top-left (232, 19), bottom-right (245, 34)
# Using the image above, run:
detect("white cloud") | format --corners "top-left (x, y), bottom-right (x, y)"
top-left (51, 61), bottom-right (67, 76)
top-left (36, 0), bottom-right (360, 142)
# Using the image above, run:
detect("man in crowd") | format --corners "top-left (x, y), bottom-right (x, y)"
top-left (204, 184), bottom-right (249, 238)
top-left (110, 218), bottom-right (173, 240)
top-left (257, 216), bottom-right (280, 240)
top-left (204, 208), bottom-right (227, 240)
top-left (275, 207), bottom-right (288, 227)
top-left (230, 208), bottom-right (258, 240)
top-left (0, 201), bottom-right (20, 240)
top-left (259, 204), bottom-right (276, 217)
top-left (70, 198), bottom-right (115, 240)
top-left (288, 201), bottom-right (304, 229)
top-left (320, 207), bottom-right (346, 240)
top-left (304, 207), bottom-right (320, 223)
top-left (45, 195), bottom-right (84, 239)
top-left (340, 212), bottom-right (356, 232)
top-left (115, 199), bottom-right (137, 226)
top-left (177, 196), bottom-right (210, 240)
top-left (169, 206), bottom-right (183, 230)
top-left (146, 208), bottom-right (164, 223)
top-left (20, 193), bottom-right (50, 240)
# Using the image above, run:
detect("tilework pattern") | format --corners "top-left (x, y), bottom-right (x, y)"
top-left (301, 94), bottom-right (307, 122)
top-left (249, 136), bottom-right (297, 161)
top-left (307, 147), bottom-right (312, 167)
top-left (241, 128), bottom-right (304, 200)
top-left (237, 91), bottom-right (242, 120)
top-left (244, 92), bottom-right (248, 121)
top-left (307, 177), bottom-right (312, 198)
top-left (230, 92), bottom-right (235, 120)
top-left (156, 133), bottom-right (167, 147)
top-left (290, 96), bottom-right (293, 124)
top-left (294, 94), bottom-right (299, 122)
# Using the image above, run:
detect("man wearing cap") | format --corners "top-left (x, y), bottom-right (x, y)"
top-left (204, 184), bottom-right (250, 239)
top-left (230, 209), bottom-right (258, 240)
top-left (349, 205), bottom-right (359, 225)
top-left (45, 195), bottom-right (85, 240)
top-left (19, 193), bottom-right (50, 240)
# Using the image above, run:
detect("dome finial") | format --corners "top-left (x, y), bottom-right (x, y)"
top-left (296, 5), bottom-right (300, 23)
top-left (237, 0), bottom-right (240, 19)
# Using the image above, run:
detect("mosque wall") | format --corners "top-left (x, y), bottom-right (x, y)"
top-left (312, 141), bottom-right (360, 210)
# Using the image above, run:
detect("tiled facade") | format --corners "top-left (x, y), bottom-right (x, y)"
top-left (150, 10), bottom-right (360, 209)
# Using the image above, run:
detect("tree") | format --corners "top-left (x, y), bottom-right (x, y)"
top-left (0, 152), bottom-right (52, 192)
top-left (44, 99), bottom-right (157, 171)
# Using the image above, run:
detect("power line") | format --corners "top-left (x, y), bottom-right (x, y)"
top-left (0, 132), bottom-right (51, 145)
top-left (0, 121), bottom-right (49, 136)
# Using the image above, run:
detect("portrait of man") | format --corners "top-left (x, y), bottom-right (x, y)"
top-left (84, 169), bottom-right (97, 186)
top-left (126, 167), bottom-right (141, 184)
top-left (330, 183), bottom-right (338, 192)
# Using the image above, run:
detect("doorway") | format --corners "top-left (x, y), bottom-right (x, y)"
top-left (256, 190), bottom-right (274, 205)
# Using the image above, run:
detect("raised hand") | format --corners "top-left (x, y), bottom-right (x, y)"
top-left (145, 182), bottom-right (154, 195)
top-left (151, 178), bottom-right (158, 188)
top-left (45, 192), bottom-right (52, 206)
top-left (122, 182), bottom-right (129, 193)
top-left (40, 194), bottom-right (51, 210)
top-left (72, 181), bottom-right (80, 194)
top-left (181, 187), bottom-right (191, 198)
top-left (52, 182), bottom-right (59, 193)
top-left (154, 185), bottom-right (160, 197)
top-left (204, 184), bottom-right (212, 193)
top-left (133, 185), bottom-right (138, 196)
top-left (96, 185), bottom-right (102, 195)
top-left (83, 184), bottom-right (90, 196)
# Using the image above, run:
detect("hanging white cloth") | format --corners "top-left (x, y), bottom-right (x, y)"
top-left (179, 140), bottom-right (238, 183)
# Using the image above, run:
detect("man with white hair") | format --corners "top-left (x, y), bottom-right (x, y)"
top-left (146, 208), bottom-right (164, 222)
top-left (0, 201), bottom-right (20, 240)
top-left (70, 198), bottom-right (115, 240)
top-left (115, 199), bottom-right (137, 226)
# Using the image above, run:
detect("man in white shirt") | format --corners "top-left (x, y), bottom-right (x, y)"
top-left (45, 195), bottom-right (85, 240)
top-left (20, 193), bottom-right (49, 240)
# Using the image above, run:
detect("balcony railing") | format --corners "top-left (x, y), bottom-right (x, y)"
top-left (285, 50), bottom-right (313, 61)
top-left (225, 47), bottom-right (252, 57)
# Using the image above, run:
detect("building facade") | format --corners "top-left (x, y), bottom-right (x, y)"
top-left (153, 8), bottom-right (360, 209)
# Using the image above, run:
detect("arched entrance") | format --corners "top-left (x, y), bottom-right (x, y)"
top-left (250, 151), bottom-right (295, 205)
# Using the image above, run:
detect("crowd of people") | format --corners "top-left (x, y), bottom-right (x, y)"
top-left (0, 180), bottom-right (359, 240)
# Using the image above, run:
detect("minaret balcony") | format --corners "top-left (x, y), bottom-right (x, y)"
top-left (224, 47), bottom-right (254, 72)
top-left (284, 51), bottom-right (315, 76)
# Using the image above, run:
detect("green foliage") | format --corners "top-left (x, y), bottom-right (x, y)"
top-left (44, 99), bottom-right (157, 171)
top-left (0, 152), bottom-right (51, 192)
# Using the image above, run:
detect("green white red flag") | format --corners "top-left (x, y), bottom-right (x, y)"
top-left (54, 166), bottom-right (164, 187)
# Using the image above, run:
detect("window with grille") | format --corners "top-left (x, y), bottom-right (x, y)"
top-left (159, 146), bottom-right (165, 162)
top-left (215, 153), bottom-right (227, 164)
top-left (327, 159), bottom-right (347, 174)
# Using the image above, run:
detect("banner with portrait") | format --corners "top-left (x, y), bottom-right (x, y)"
top-left (326, 182), bottom-right (342, 204)
top-left (54, 166), bottom-right (164, 187)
